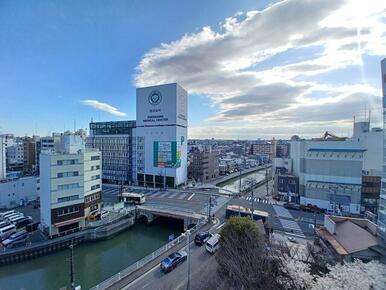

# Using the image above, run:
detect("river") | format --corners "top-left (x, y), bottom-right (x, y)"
top-left (0, 170), bottom-right (265, 290)
top-left (0, 217), bottom-right (183, 290)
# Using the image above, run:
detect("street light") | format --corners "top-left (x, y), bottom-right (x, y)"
top-left (186, 229), bottom-right (191, 290)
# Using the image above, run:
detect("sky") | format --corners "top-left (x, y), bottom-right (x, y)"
top-left (0, 0), bottom-right (385, 139)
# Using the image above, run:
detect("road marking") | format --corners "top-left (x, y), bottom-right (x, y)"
top-left (216, 222), bottom-right (225, 230)
top-left (121, 263), bottom-right (160, 290)
top-left (187, 193), bottom-right (195, 201)
top-left (177, 192), bottom-right (188, 199)
top-left (168, 192), bottom-right (179, 199)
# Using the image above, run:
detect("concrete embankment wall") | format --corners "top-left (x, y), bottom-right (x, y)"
top-left (215, 166), bottom-right (269, 187)
top-left (0, 214), bottom-right (135, 266)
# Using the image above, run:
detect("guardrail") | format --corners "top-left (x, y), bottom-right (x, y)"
top-left (90, 219), bottom-right (206, 290)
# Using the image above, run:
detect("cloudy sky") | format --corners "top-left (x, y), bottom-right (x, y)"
top-left (1, 0), bottom-right (385, 139)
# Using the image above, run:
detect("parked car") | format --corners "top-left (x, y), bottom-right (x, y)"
top-left (160, 250), bottom-right (187, 273)
top-left (194, 231), bottom-right (212, 246)
top-left (26, 221), bottom-right (40, 232)
top-left (2, 230), bottom-right (28, 248)
top-left (287, 237), bottom-right (297, 243)
top-left (283, 203), bottom-right (300, 210)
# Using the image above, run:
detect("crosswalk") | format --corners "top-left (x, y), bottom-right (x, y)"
top-left (102, 186), bottom-right (195, 201)
top-left (279, 218), bottom-right (306, 238)
top-left (244, 196), bottom-right (278, 205)
top-left (273, 205), bottom-right (292, 219)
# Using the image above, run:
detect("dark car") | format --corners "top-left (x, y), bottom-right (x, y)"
top-left (283, 203), bottom-right (300, 210)
top-left (194, 231), bottom-right (212, 246)
top-left (160, 250), bottom-right (187, 273)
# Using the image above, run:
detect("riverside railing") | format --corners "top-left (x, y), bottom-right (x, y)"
top-left (90, 219), bottom-right (206, 290)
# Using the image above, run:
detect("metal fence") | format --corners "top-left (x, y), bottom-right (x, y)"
top-left (90, 219), bottom-right (206, 290)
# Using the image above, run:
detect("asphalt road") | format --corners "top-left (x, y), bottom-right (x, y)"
top-left (122, 224), bottom-right (222, 290)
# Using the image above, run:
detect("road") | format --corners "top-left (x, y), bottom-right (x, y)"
top-left (122, 223), bottom-right (222, 290)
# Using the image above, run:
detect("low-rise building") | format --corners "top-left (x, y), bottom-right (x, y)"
top-left (0, 176), bottom-right (39, 209)
top-left (318, 215), bottom-right (386, 263)
top-left (40, 134), bottom-right (102, 237)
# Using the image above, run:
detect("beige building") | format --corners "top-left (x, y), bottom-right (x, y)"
top-left (40, 135), bottom-right (101, 237)
top-left (188, 148), bottom-right (219, 182)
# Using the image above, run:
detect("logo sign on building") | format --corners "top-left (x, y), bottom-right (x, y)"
top-left (153, 141), bottom-right (181, 168)
top-left (148, 90), bottom-right (162, 105)
top-left (136, 83), bottom-right (188, 127)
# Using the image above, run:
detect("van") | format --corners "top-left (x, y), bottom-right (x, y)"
top-left (0, 221), bottom-right (10, 229)
top-left (6, 213), bottom-right (24, 221)
top-left (8, 214), bottom-right (25, 223)
top-left (0, 210), bottom-right (15, 220)
top-left (206, 233), bottom-right (220, 254)
top-left (0, 224), bottom-right (16, 240)
top-left (26, 222), bottom-right (40, 232)
top-left (15, 217), bottom-right (32, 229)
top-left (4, 212), bottom-right (21, 220)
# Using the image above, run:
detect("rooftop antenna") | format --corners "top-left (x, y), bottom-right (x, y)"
top-left (368, 110), bottom-right (371, 124)
top-left (74, 120), bottom-right (76, 133)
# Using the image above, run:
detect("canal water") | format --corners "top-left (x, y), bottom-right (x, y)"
top-left (0, 217), bottom-right (183, 290)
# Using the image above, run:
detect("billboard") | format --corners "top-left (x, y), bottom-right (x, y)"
top-left (153, 141), bottom-right (181, 168)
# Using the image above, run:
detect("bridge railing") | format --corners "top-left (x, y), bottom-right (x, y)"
top-left (90, 219), bottom-right (207, 290)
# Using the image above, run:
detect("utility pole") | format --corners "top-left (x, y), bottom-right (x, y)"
top-left (69, 243), bottom-right (75, 290)
top-left (239, 169), bottom-right (242, 194)
top-left (251, 189), bottom-right (254, 221)
top-left (265, 165), bottom-right (269, 197)
top-left (186, 230), bottom-right (191, 290)
top-left (208, 195), bottom-right (212, 221)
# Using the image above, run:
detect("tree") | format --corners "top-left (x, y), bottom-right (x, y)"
top-left (216, 216), bottom-right (283, 290)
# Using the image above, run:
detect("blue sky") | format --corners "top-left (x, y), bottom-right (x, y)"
top-left (0, 0), bottom-right (385, 139)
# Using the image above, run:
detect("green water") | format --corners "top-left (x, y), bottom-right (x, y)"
top-left (0, 218), bottom-right (183, 290)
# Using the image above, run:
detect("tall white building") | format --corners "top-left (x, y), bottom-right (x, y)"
top-left (134, 83), bottom-right (188, 188)
top-left (40, 134), bottom-right (102, 237)
top-left (290, 140), bottom-right (364, 214)
top-left (378, 58), bottom-right (386, 238)
top-left (0, 136), bottom-right (6, 180)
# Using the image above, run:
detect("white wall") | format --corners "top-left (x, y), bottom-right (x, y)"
top-left (135, 83), bottom-right (188, 186)
top-left (0, 137), bottom-right (6, 180)
top-left (0, 176), bottom-right (39, 209)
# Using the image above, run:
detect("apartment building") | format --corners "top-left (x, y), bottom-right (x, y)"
top-left (188, 147), bottom-right (219, 182)
top-left (40, 135), bottom-right (101, 237)
top-left (87, 120), bottom-right (136, 185)
top-left (250, 139), bottom-right (277, 161)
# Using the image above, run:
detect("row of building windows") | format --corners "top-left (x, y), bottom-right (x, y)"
top-left (57, 159), bottom-right (78, 166)
top-left (57, 183), bottom-right (79, 190)
top-left (57, 171), bottom-right (79, 178)
top-left (91, 155), bottom-right (100, 161)
top-left (85, 193), bottom-right (100, 203)
top-left (91, 175), bottom-right (100, 180)
top-left (58, 195), bottom-right (79, 203)
top-left (57, 206), bottom-right (79, 217)
top-left (91, 184), bottom-right (100, 190)
top-left (90, 165), bottom-right (100, 171)
top-left (306, 153), bottom-right (363, 159)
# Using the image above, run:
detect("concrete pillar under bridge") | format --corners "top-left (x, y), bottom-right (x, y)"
top-left (135, 209), bottom-right (156, 224)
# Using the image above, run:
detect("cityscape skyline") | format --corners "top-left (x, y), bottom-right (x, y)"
top-left (0, 0), bottom-right (385, 139)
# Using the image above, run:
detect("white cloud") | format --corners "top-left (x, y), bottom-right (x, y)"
top-left (81, 99), bottom-right (126, 116)
top-left (135, 0), bottom-right (386, 138)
